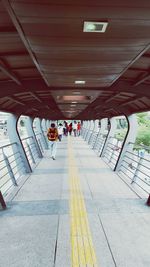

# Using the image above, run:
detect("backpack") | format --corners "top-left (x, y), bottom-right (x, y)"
top-left (47, 128), bottom-right (58, 141)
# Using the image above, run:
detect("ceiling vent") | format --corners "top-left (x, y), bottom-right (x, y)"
top-left (83, 21), bottom-right (108, 33)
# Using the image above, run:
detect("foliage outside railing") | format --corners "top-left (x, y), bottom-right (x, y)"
top-left (119, 142), bottom-right (150, 197)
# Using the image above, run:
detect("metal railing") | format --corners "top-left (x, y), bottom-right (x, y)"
top-left (93, 133), bottom-right (107, 155)
top-left (88, 131), bottom-right (99, 148)
top-left (81, 127), bottom-right (86, 138)
top-left (82, 128), bottom-right (108, 156)
top-left (85, 129), bottom-right (93, 142)
top-left (0, 132), bottom-right (47, 198)
top-left (81, 126), bottom-right (89, 139)
top-left (35, 133), bottom-right (44, 153)
top-left (0, 142), bottom-right (25, 196)
top-left (81, 127), bottom-right (150, 200)
top-left (119, 142), bottom-right (150, 197)
top-left (21, 136), bottom-right (40, 167)
top-left (102, 137), bottom-right (122, 169)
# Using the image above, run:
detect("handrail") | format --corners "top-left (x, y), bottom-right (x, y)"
top-left (119, 142), bottom-right (150, 198)
top-left (0, 132), bottom-right (47, 199)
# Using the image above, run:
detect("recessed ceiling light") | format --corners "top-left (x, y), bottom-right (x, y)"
top-left (73, 91), bottom-right (81, 95)
top-left (83, 21), bottom-right (108, 33)
top-left (75, 80), bottom-right (85, 84)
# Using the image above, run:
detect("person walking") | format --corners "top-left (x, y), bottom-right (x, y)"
top-left (47, 123), bottom-right (58, 160)
top-left (73, 121), bottom-right (77, 137)
top-left (58, 123), bottom-right (63, 141)
top-left (77, 121), bottom-right (81, 136)
top-left (68, 122), bottom-right (73, 136)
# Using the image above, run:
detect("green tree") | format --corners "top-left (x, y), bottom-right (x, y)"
top-left (135, 113), bottom-right (150, 147)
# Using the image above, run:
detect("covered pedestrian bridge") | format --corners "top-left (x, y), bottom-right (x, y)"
top-left (0, 1), bottom-right (150, 266)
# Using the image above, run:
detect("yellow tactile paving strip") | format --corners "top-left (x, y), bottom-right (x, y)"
top-left (68, 137), bottom-right (99, 267)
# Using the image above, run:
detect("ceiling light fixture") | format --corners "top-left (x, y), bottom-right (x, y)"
top-left (73, 91), bottom-right (81, 95)
top-left (83, 21), bottom-right (108, 33)
top-left (75, 80), bottom-right (85, 84)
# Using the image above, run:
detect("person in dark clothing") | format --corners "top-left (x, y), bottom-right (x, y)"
top-left (68, 123), bottom-right (73, 136)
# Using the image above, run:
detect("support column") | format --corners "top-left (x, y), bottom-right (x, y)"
top-left (115, 114), bottom-right (138, 171)
top-left (94, 118), bottom-right (108, 152)
top-left (41, 119), bottom-right (49, 148)
top-left (86, 120), bottom-right (92, 140)
top-left (41, 119), bottom-right (47, 132)
top-left (88, 120), bottom-right (95, 143)
top-left (7, 114), bottom-right (32, 173)
top-left (46, 120), bottom-right (50, 129)
top-left (90, 119), bottom-right (99, 147)
top-left (101, 117), bottom-right (117, 157)
top-left (25, 117), bottom-right (43, 158)
top-left (82, 120), bottom-right (87, 137)
top-left (84, 120), bottom-right (90, 139)
top-left (94, 119), bottom-right (99, 132)
top-left (100, 118), bottom-right (108, 135)
top-left (35, 118), bottom-right (48, 149)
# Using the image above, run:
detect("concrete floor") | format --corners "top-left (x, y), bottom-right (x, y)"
top-left (0, 136), bottom-right (150, 267)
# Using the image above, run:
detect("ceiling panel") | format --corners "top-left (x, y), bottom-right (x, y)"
top-left (0, 1), bottom-right (150, 119)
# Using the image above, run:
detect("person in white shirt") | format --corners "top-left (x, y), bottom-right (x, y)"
top-left (58, 123), bottom-right (63, 141)
top-left (73, 121), bottom-right (78, 137)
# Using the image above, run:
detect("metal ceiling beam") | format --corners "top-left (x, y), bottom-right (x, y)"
top-left (7, 96), bottom-right (25, 106)
top-left (121, 96), bottom-right (142, 107)
top-left (133, 72), bottom-right (150, 87)
top-left (3, 0), bottom-right (49, 87)
top-left (104, 93), bottom-right (120, 104)
top-left (0, 51), bottom-right (28, 57)
top-left (12, 66), bottom-right (36, 70)
top-left (0, 59), bottom-right (21, 85)
top-left (29, 92), bottom-right (55, 110)
top-left (0, 28), bottom-right (18, 36)
top-left (29, 92), bottom-right (42, 103)
top-left (129, 67), bottom-right (147, 72)
top-left (142, 53), bottom-right (150, 58)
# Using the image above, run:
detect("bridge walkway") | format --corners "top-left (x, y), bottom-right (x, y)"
top-left (0, 136), bottom-right (150, 267)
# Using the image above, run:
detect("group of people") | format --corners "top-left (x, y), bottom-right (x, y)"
top-left (47, 121), bottom-right (81, 160)
top-left (63, 121), bottom-right (81, 137)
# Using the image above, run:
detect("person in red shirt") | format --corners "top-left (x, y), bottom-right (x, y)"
top-left (68, 123), bottom-right (73, 136)
top-left (77, 122), bottom-right (81, 136)
top-left (47, 123), bottom-right (58, 160)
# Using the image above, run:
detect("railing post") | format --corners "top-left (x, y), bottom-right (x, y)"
top-left (85, 120), bottom-right (90, 140)
top-left (81, 120), bottom-right (86, 136)
top-left (35, 118), bottom-right (48, 150)
top-left (131, 156), bottom-right (143, 184)
top-left (83, 121), bottom-right (88, 138)
top-left (146, 195), bottom-right (150, 206)
top-left (38, 138), bottom-right (44, 154)
top-left (25, 117), bottom-right (43, 158)
top-left (2, 149), bottom-right (17, 186)
top-left (115, 114), bottom-right (138, 172)
top-left (41, 119), bottom-right (49, 147)
top-left (94, 118), bottom-right (108, 152)
top-left (88, 120), bottom-right (95, 143)
top-left (36, 118), bottom-right (48, 149)
top-left (101, 117), bottom-right (117, 158)
top-left (0, 191), bottom-right (6, 210)
top-left (26, 142), bottom-right (36, 164)
top-left (91, 120), bottom-right (99, 148)
top-left (7, 114), bottom-right (32, 174)
top-left (93, 128), bottom-right (100, 149)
